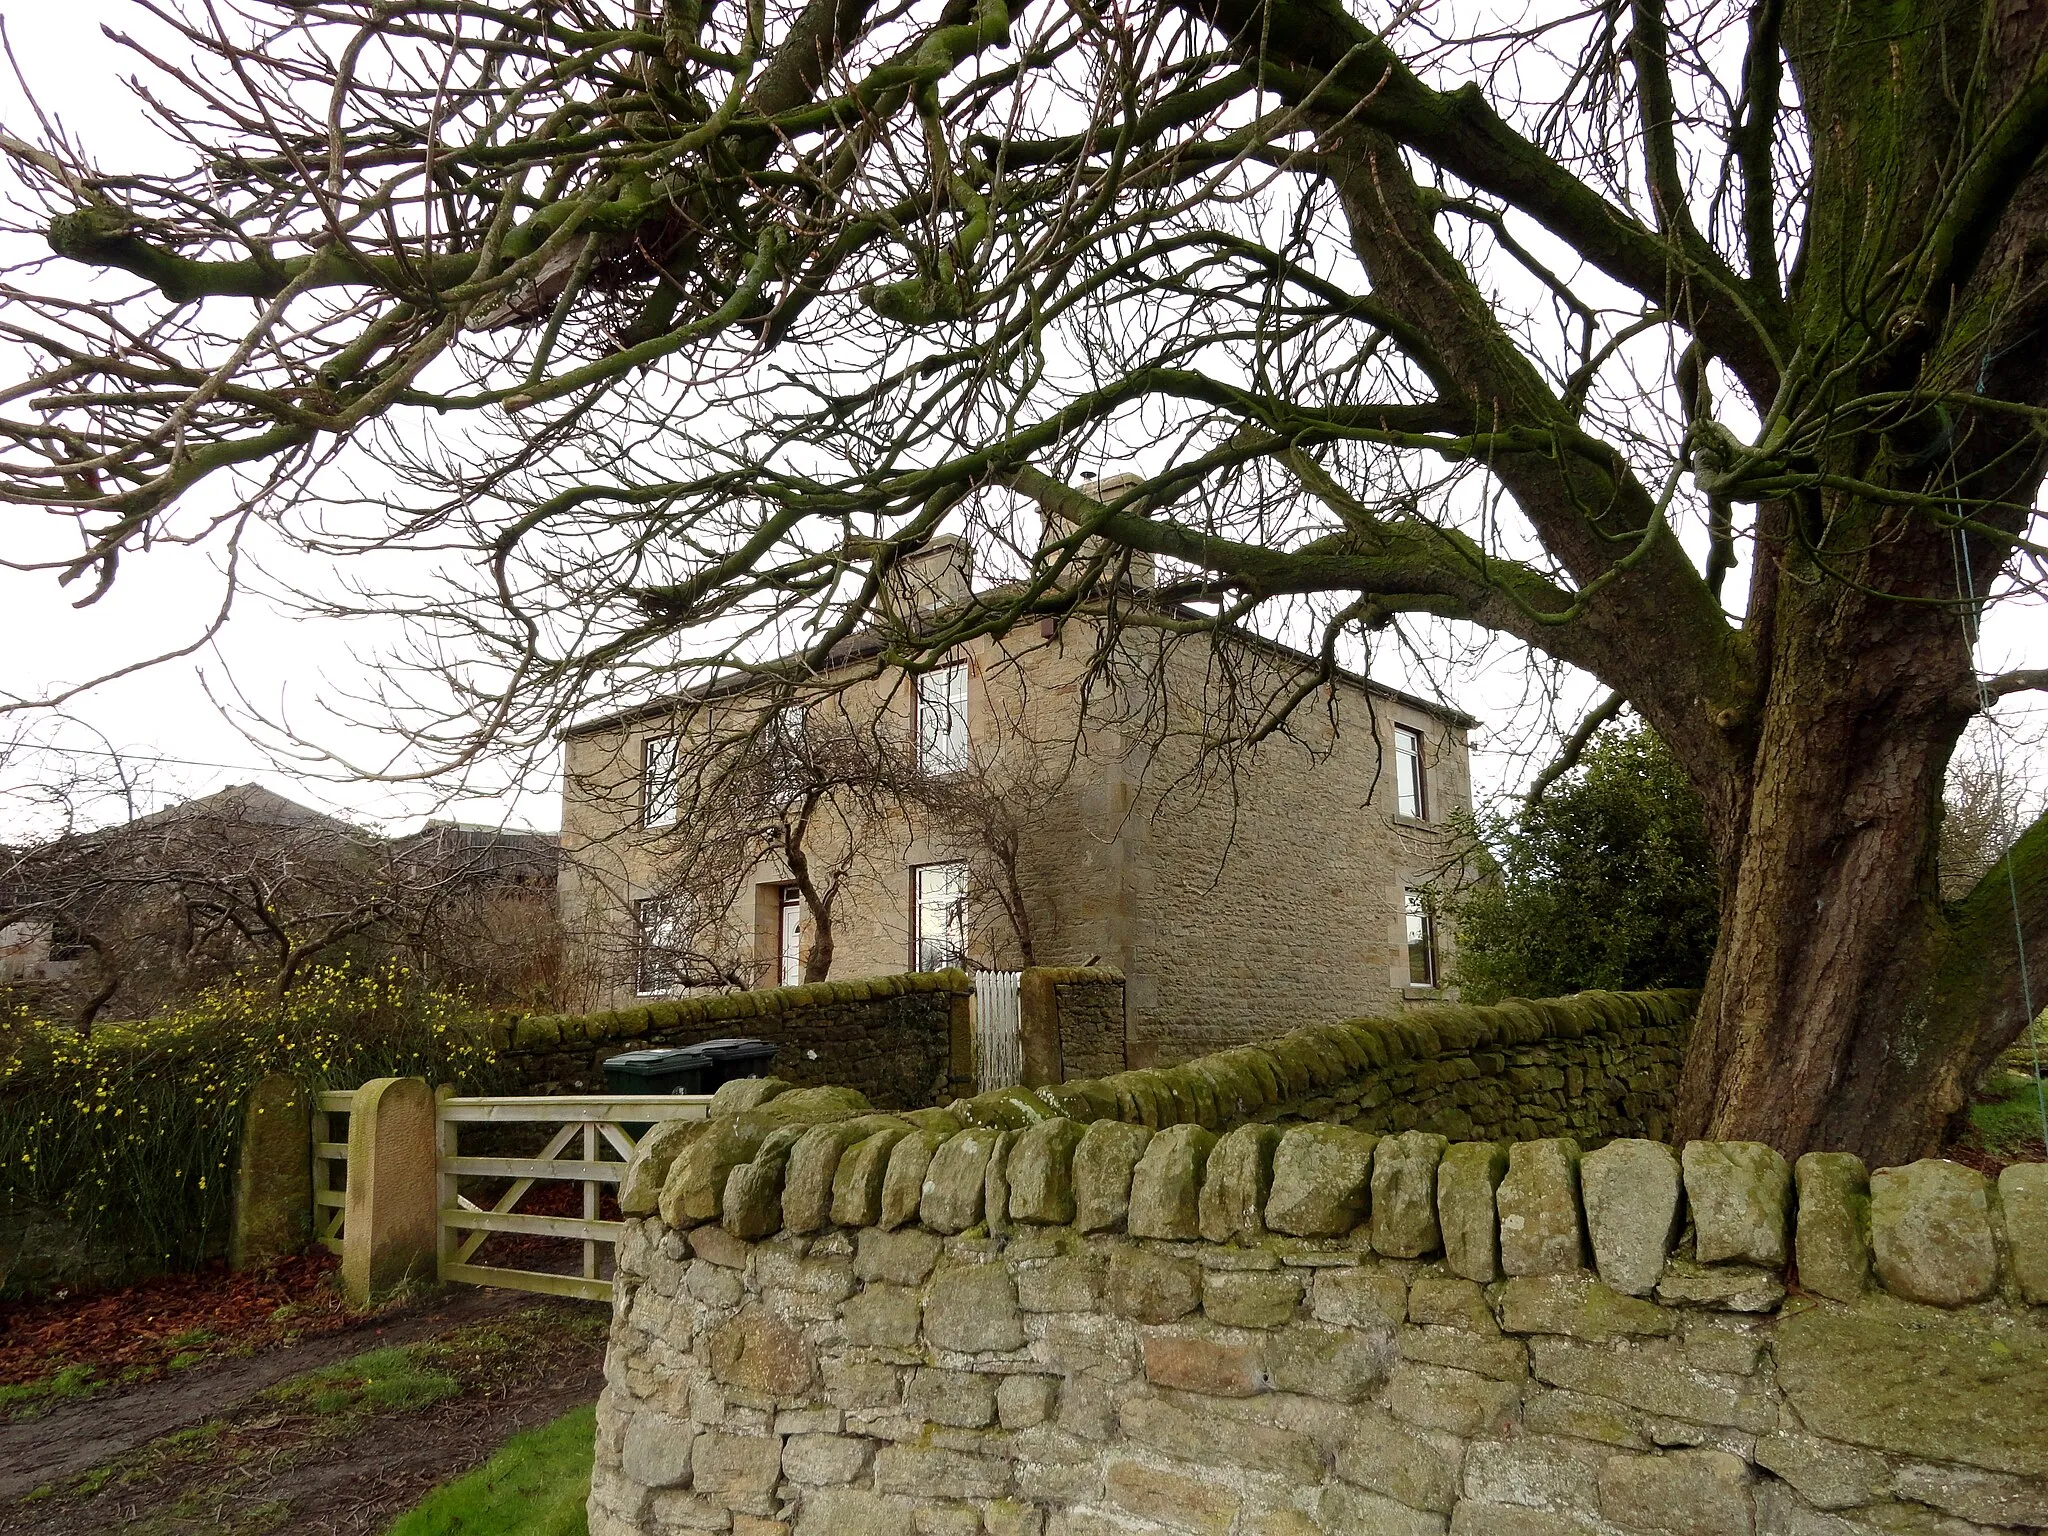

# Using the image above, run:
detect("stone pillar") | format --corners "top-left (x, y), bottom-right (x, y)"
top-left (1019, 967), bottom-right (1128, 1085)
top-left (229, 1073), bottom-right (312, 1269)
top-left (1018, 969), bottom-right (1063, 1087)
top-left (945, 986), bottom-right (977, 1099)
top-left (340, 1077), bottom-right (439, 1306)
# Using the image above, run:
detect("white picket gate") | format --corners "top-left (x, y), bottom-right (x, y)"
top-left (972, 969), bottom-right (1024, 1091)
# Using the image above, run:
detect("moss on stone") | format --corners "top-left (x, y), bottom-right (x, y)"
top-left (1040, 1080), bottom-right (1117, 1123)
top-left (960, 1086), bottom-right (1058, 1129)
top-left (1238, 1050), bottom-right (1286, 1104)
top-left (510, 1016), bottom-right (562, 1051)
top-left (1349, 1027), bottom-right (1392, 1068)
top-left (1405, 1022), bottom-right (1446, 1059)
top-left (1775, 1297), bottom-right (2048, 1477)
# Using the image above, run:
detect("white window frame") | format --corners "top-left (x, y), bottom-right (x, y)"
top-left (642, 735), bottom-right (680, 829)
top-left (1394, 723), bottom-right (1428, 820)
top-left (1405, 888), bottom-right (1437, 988)
top-left (636, 895), bottom-right (688, 994)
top-left (916, 663), bottom-right (970, 775)
top-left (912, 861), bottom-right (969, 971)
top-left (766, 705), bottom-right (807, 797)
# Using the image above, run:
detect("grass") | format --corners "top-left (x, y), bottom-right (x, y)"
top-left (0, 1363), bottom-right (100, 1421)
top-left (383, 1403), bottom-right (595, 1536)
top-left (1970, 1065), bottom-right (2048, 1159)
top-left (263, 1343), bottom-right (463, 1418)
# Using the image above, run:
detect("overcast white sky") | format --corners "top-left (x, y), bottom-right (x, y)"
top-left (1, 2), bottom-right (2042, 842)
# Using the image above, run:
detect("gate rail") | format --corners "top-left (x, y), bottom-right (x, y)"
top-left (313, 1079), bottom-right (712, 1305)
top-left (434, 1094), bottom-right (713, 1301)
top-left (310, 1090), bottom-right (355, 1256)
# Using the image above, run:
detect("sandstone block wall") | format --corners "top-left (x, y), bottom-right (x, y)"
top-left (1056, 972), bottom-right (1128, 1083)
top-left (593, 1087), bottom-right (2048, 1536)
top-left (490, 971), bottom-right (974, 1109)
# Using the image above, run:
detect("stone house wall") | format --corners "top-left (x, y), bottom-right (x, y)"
top-left (490, 971), bottom-right (975, 1110)
top-left (1103, 639), bottom-right (1474, 1066)
top-left (589, 1073), bottom-right (2048, 1536)
top-left (558, 617), bottom-right (1473, 1061)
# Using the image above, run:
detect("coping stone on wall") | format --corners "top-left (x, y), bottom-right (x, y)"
top-left (594, 1074), bottom-right (2048, 1536)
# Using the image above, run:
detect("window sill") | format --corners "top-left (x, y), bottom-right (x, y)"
top-left (1403, 984), bottom-right (1445, 1000)
top-left (1390, 814), bottom-right (1438, 831)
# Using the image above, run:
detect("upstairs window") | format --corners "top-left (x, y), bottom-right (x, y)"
top-left (642, 735), bottom-right (679, 829)
top-left (636, 895), bottom-right (688, 994)
top-left (1405, 888), bottom-right (1438, 987)
top-left (766, 705), bottom-right (806, 797)
top-left (912, 861), bottom-right (969, 970)
top-left (916, 663), bottom-right (969, 774)
top-left (1395, 724), bottom-right (1428, 820)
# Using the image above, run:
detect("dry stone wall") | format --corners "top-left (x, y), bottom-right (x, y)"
top-left (490, 971), bottom-right (975, 1108)
top-left (590, 1070), bottom-right (2048, 1536)
top-left (1022, 989), bottom-right (1694, 1146)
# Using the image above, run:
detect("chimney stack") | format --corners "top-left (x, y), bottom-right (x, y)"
top-left (1045, 473), bottom-right (1156, 591)
top-left (885, 535), bottom-right (973, 619)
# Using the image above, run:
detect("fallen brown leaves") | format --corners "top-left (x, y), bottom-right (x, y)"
top-left (0, 1250), bottom-right (353, 1388)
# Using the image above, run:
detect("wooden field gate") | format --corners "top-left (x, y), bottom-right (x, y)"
top-left (434, 1094), bottom-right (713, 1300)
top-left (312, 1082), bottom-right (712, 1304)
top-left (311, 1089), bottom-right (354, 1256)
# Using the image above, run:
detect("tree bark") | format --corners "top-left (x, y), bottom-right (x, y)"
top-left (784, 820), bottom-right (837, 985)
top-left (1674, 583), bottom-right (2048, 1163)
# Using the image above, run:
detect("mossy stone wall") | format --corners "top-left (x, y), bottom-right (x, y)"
top-left (1021, 988), bottom-right (1696, 1145)
top-left (587, 1053), bottom-right (2048, 1536)
top-left (491, 971), bottom-right (976, 1111)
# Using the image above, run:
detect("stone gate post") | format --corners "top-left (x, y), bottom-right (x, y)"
top-left (339, 1076), bottom-right (438, 1306)
top-left (229, 1072), bottom-right (312, 1268)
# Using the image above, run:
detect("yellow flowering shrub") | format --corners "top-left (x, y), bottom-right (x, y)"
top-left (0, 963), bottom-right (498, 1275)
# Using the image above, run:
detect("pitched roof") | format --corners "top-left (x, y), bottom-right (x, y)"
top-left (563, 600), bottom-right (1477, 741)
top-left (112, 782), bottom-right (364, 840)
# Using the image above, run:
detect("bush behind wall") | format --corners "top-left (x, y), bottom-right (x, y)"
top-left (0, 963), bottom-right (494, 1291)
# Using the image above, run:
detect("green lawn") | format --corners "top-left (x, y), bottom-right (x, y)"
top-left (383, 1403), bottom-right (594, 1536)
top-left (1969, 1066), bottom-right (2048, 1159)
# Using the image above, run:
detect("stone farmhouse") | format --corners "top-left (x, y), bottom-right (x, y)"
top-left (557, 537), bottom-right (1474, 1069)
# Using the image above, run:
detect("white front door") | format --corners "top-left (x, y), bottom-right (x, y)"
top-left (779, 886), bottom-right (802, 984)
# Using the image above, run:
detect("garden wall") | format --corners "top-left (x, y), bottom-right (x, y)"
top-left (1021, 968), bottom-right (1129, 1086)
top-left (1014, 988), bottom-right (1695, 1146)
top-left (590, 1075), bottom-right (2048, 1536)
top-left (489, 971), bottom-right (977, 1110)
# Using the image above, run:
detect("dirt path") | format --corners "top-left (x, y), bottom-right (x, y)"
top-left (244, 1358), bottom-right (602, 1536)
top-left (0, 1285), bottom-right (555, 1511)
top-left (0, 1293), bottom-right (610, 1535)
top-left (0, 1308), bottom-right (608, 1535)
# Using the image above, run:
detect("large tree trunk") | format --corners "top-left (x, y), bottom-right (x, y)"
top-left (1662, 0), bottom-right (2048, 1162)
top-left (1674, 578), bottom-right (2048, 1163)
